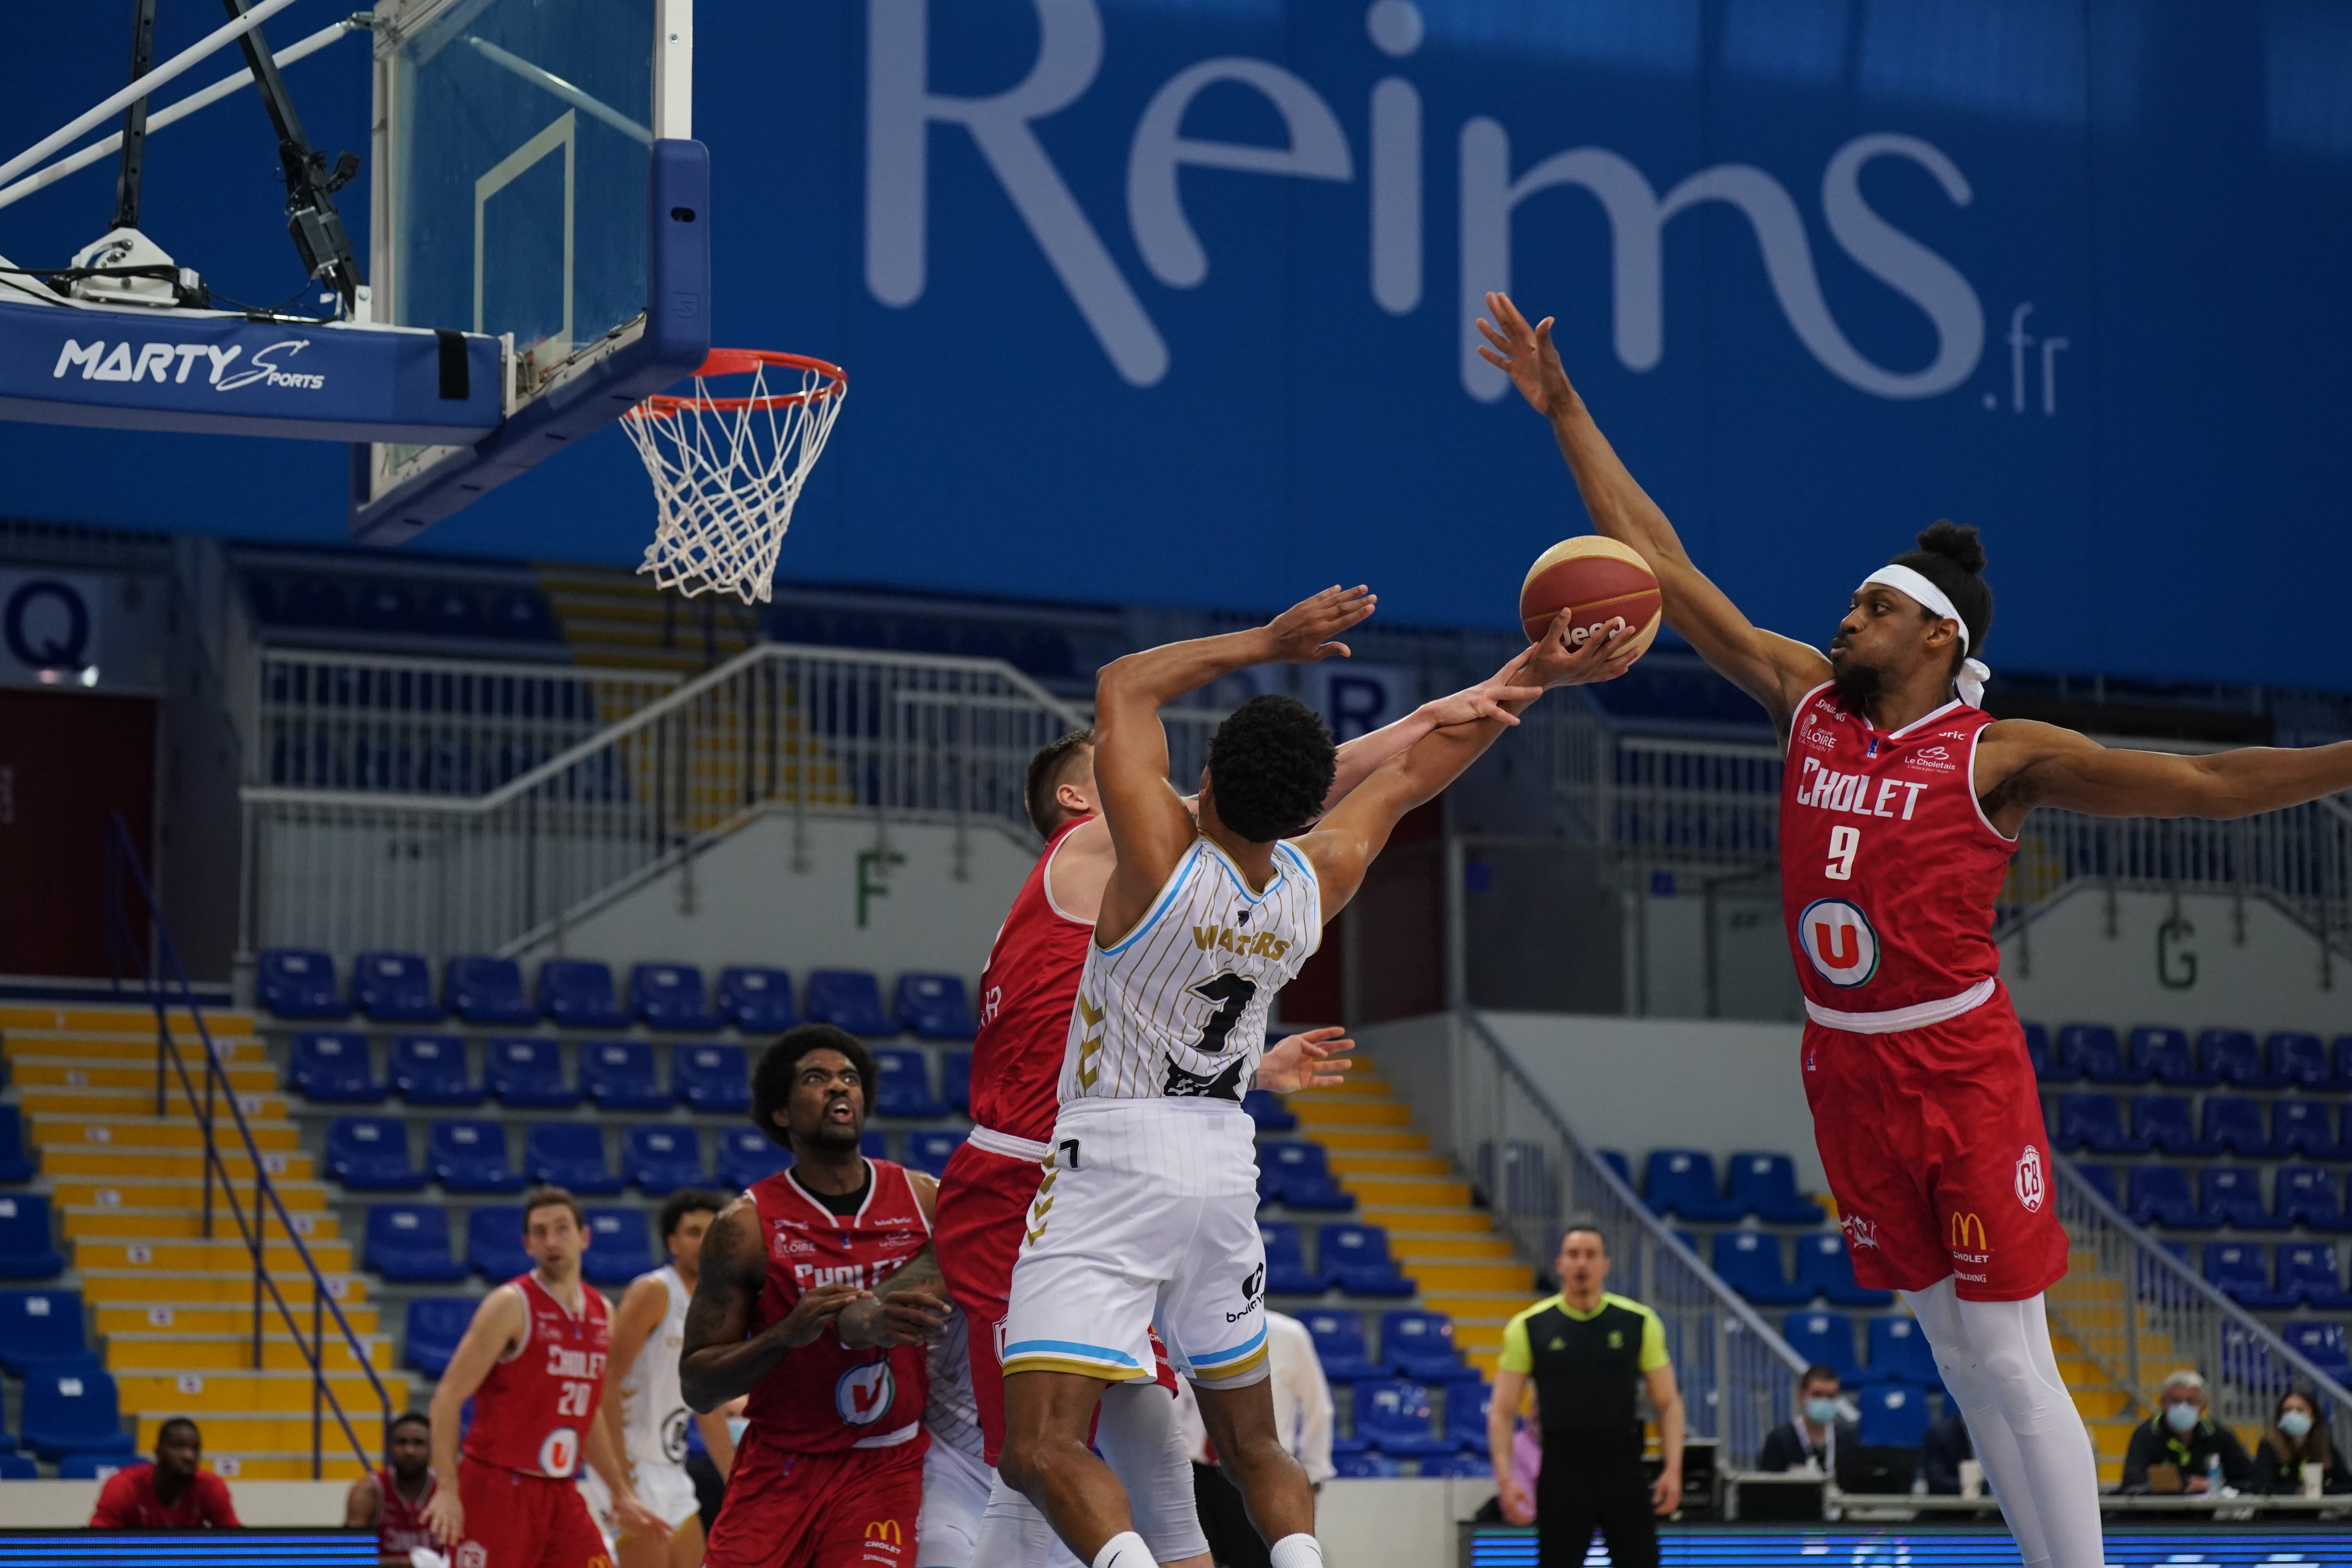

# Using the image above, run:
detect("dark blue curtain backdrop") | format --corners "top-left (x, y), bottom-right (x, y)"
top-left (3, 1), bottom-right (2350, 688)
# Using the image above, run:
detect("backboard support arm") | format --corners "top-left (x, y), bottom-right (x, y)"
top-left (219, 0), bottom-right (365, 315)
top-left (111, 0), bottom-right (162, 232)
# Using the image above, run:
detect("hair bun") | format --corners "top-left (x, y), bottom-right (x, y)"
top-left (1915, 519), bottom-right (1986, 575)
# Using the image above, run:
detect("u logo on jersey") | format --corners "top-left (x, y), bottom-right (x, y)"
top-left (836, 1361), bottom-right (896, 1426)
top-left (1798, 898), bottom-right (1880, 987)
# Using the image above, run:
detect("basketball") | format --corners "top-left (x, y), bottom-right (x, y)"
top-left (1517, 535), bottom-right (1664, 655)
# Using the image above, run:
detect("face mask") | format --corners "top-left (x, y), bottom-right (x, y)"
top-left (727, 1417), bottom-right (749, 1444)
top-left (2280, 1410), bottom-right (2314, 1440)
top-left (2165, 1401), bottom-right (2201, 1435)
top-left (1805, 1398), bottom-right (1841, 1426)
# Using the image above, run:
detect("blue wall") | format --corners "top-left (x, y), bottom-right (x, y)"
top-left (4, 1), bottom-right (2351, 689)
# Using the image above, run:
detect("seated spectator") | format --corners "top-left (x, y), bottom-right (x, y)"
top-left (345, 1411), bottom-right (438, 1568)
top-left (2120, 1370), bottom-right (2253, 1493)
top-left (1757, 1365), bottom-right (1854, 1475)
top-left (1920, 1410), bottom-right (1977, 1496)
top-left (2247, 1388), bottom-right (2352, 1496)
top-left (90, 1418), bottom-right (240, 1528)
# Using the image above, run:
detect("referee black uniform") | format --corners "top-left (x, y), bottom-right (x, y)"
top-left (1499, 1289), bottom-right (1670, 1568)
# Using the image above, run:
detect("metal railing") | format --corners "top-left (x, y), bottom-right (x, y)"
top-left (2050, 1158), bottom-right (2352, 1455)
top-left (1452, 1009), bottom-right (1808, 1469)
top-left (102, 814), bottom-right (391, 1478)
top-left (241, 642), bottom-right (1086, 962)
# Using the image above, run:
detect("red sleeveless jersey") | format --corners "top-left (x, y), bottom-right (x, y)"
top-left (372, 1468), bottom-right (437, 1559)
top-left (969, 817), bottom-right (1094, 1143)
top-left (461, 1272), bottom-right (610, 1478)
top-left (1779, 686), bottom-right (2015, 1015)
top-left (743, 1159), bottom-right (932, 1453)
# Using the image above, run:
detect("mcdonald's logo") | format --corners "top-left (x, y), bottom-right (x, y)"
top-left (864, 1521), bottom-right (904, 1546)
top-left (1949, 1212), bottom-right (1989, 1252)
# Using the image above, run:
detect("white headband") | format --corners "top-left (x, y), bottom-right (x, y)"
top-left (1860, 565), bottom-right (1992, 708)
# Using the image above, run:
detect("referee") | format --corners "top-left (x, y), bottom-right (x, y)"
top-left (1487, 1219), bottom-right (1684, 1568)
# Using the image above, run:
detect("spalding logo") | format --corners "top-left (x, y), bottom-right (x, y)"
top-left (836, 1361), bottom-right (896, 1426)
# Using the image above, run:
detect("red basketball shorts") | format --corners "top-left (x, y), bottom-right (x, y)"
top-left (935, 1140), bottom-right (1176, 1465)
top-left (1801, 983), bottom-right (2068, 1303)
top-left (453, 1459), bottom-right (610, 1568)
top-left (703, 1427), bottom-right (925, 1568)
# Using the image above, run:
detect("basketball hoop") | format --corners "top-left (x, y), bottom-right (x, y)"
top-left (623, 349), bottom-right (848, 603)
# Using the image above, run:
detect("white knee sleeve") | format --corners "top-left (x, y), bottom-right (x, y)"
top-left (1094, 1381), bottom-right (1212, 1564)
top-left (973, 1472), bottom-right (1087, 1568)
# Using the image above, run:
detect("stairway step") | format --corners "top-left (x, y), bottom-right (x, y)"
top-left (114, 1367), bottom-right (403, 1414)
top-left (1387, 1236), bottom-right (1517, 1261)
top-left (1354, 1207), bottom-right (1492, 1235)
top-left (198, 1455), bottom-right (376, 1483)
top-left (51, 1175), bottom-right (329, 1212)
top-left (107, 1332), bottom-right (397, 1373)
top-left (3, 1030), bottom-right (268, 1065)
top-left (74, 1238), bottom-right (354, 1273)
top-left (98, 1301), bottom-right (382, 1338)
top-left (1292, 1102), bottom-right (1412, 1127)
top-left (79, 1269), bottom-right (367, 1307)
top-left (28, 1115), bottom-right (301, 1152)
top-left (1326, 1154), bottom-right (1452, 1178)
top-left (63, 1207), bottom-right (341, 1242)
top-left (7, 1058), bottom-right (279, 1093)
top-left (148, 1414), bottom-right (393, 1459)
top-left (0, 1004), bottom-right (259, 1034)
top-left (1305, 1130), bottom-right (1429, 1154)
top-left (1408, 1261), bottom-right (1537, 1294)
top-left (40, 1148), bottom-right (314, 1181)
top-left (1342, 1175), bottom-right (1472, 1207)
top-left (22, 1086), bottom-right (292, 1120)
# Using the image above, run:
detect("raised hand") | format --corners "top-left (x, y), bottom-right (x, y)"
top-left (1475, 292), bottom-right (1578, 419)
top-left (1257, 1027), bottom-right (1355, 1093)
top-left (1420, 655), bottom-right (1545, 729)
top-left (1264, 585), bottom-right (1377, 663)
top-left (1524, 611), bottom-right (1643, 689)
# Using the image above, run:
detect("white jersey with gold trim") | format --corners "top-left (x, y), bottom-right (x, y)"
top-left (1058, 836), bottom-right (1321, 1105)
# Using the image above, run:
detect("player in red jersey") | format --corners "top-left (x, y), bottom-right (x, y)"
top-left (88, 1418), bottom-right (240, 1528)
top-left (345, 1411), bottom-right (437, 1567)
top-left (424, 1187), bottom-right (661, 1568)
top-left (682, 1026), bottom-right (953, 1568)
top-left (1480, 290), bottom-right (2352, 1568)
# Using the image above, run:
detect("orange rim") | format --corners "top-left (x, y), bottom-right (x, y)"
top-left (627, 349), bottom-right (849, 419)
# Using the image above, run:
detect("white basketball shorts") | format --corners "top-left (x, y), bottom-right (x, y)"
top-left (579, 1461), bottom-right (700, 1538)
top-left (916, 1434), bottom-right (992, 1568)
top-left (1001, 1098), bottom-right (1271, 1390)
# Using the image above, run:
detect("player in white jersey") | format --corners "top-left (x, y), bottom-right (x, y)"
top-left (998, 586), bottom-right (1641, 1568)
top-left (584, 1189), bottom-right (737, 1568)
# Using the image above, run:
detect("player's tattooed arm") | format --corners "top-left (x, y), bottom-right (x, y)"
top-left (838, 1170), bottom-right (951, 1348)
top-left (679, 1197), bottom-right (866, 1412)
top-left (1979, 720), bottom-right (2352, 838)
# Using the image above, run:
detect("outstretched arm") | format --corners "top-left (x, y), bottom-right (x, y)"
top-left (1322, 658), bottom-right (1544, 806)
top-left (1093, 586), bottom-right (1377, 944)
top-left (1980, 722), bottom-right (2352, 835)
top-left (1477, 292), bottom-right (1828, 734)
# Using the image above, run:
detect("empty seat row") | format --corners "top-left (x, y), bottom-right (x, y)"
top-left (1261, 1223), bottom-right (1415, 1299)
top-left (1708, 1229), bottom-right (1890, 1308)
top-left (0, 1365), bottom-right (136, 1461)
top-left (1301, 1308), bottom-right (1473, 1383)
top-left (2028, 1023), bottom-right (2352, 1091)
top-left (0, 1194), bottom-right (63, 1281)
top-left (1336, 1379), bottom-right (1489, 1457)
top-left (1638, 1150), bottom-right (1824, 1225)
top-left (0, 1289), bottom-right (94, 1375)
top-left (335, 1122), bottom-right (972, 1198)
top-left (2201, 1241), bottom-right (2352, 1311)
top-left (372, 1204), bottom-right (662, 1288)
top-left (1256, 1141), bottom-right (1355, 1212)
top-left (1780, 1310), bottom-right (1942, 1389)
top-left (261, 951), bottom-right (976, 1038)
top-left (2077, 1162), bottom-right (2352, 1232)
top-left (2053, 1091), bottom-right (2352, 1159)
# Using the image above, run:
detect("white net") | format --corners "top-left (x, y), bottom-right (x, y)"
top-left (623, 351), bottom-right (848, 603)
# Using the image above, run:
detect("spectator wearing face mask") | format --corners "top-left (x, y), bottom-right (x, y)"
top-left (2120, 1370), bottom-right (2252, 1494)
top-left (1756, 1367), bottom-right (1855, 1475)
top-left (2249, 1388), bottom-right (2352, 1496)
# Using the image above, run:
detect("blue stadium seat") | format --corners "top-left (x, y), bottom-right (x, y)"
top-left (0, 1105), bottom-right (34, 1183)
top-left (526, 1125), bottom-right (623, 1196)
top-left (579, 1041), bottom-right (669, 1112)
top-left (2278, 1167), bottom-right (2352, 1234)
top-left (633, 964), bottom-right (723, 1033)
top-left (2274, 1101), bottom-right (2339, 1161)
top-left (1352, 1380), bottom-right (1450, 1455)
top-left (1597, 1149), bottom-right (1633, 1188)
top-left (1856, 1383), bottom-right (1931, 1448)
top-left (905, 1131), bottom-right (968, 1178)
top-left (1381, 1312), bottom-right (1469, 1383)
top-left (1793, 1232), bottom-right (1891, 1307)
top-left (1258, 1142), bottom-right (1354, 1211)
top-left (2128, 1166), bottom-right (2196, 1227)
top-left (466, 1207), bottom-right (530, 1280)
top-left (717, 967), bottom-right (798, 1032)
top-left (2023, 1022), bottom-right (2073, 1083)
top-left (2132, 1095), bottom-right (2219, 1156)
top-left (944, 1051), bottom-right (974, 1114)
top-left (537, 960), bottom-right (632, 1030)
top-left (54, 1454), bottom-right (143, 1481)
top-left (0, 1289), bottom-right (89, 1374)
top-left (2135, 1026), bottom-right (2218, 1087)
top-left (258, 948), bottom-right (348, 1019)
top-left (2273, 1033), bottom-right (2333, 1089)
top-left (445, 956), bottom-right (539, 1026)
top-left (873, 1049), bottom-right (949, 1119)
top-left (625, 1127), bottom-right (706, 1194)
top-left (2057, 1094), bottom-right (2149, 1154)
top-left (1644, 1151), bottom-right (1743, 1222)
top-left (485, 1037), bottom-right (577, 1109)
top-left (352, 952), bottom-right (443, 1023)
top-left (1724, 1153), bottom-right (1825, 1225)
top-left (2074, 1163), bottom-right (2121, 1209)
top-left (365, 1205), bottom-right (468, 1284)
top-left (17, 1366), bottom-right (135, 1459)
top-left (1261, 1221), bottom-right (1327, 1296)
top-left (1445, 1381), bottom-right (1494, 1450)
top-left (865, 1130), bottom-right (891, 1161)
top-left (391, 1034), bottom-right (480, 1106)
top-left (428, 1121), bottom-right (524, 1194)
top-left (1712, 1232), bottom-right (1809, 1307)
top-left (1781, 1312), bottom-right (1859, 1380)
top-left (806, 970), bottom-right (894, 1036)
top-left (2205, 1243), bottom-right (2298, 1310)
top-left (2200, 1167), bottom-right (2288, 1230)
top-left (1302, 1310), bottom-right (1386, 1381)
top-left (2203, 1098), bottom-right (2281, 1158)
top-left (287, 1031), bottom-right (383, 1104)
top-left (2281, 1321), bottom-right (2352, 1383)
top-left (1322, 1225), bottom-right (1414, 1297)
top-left (0, 1454), bottom-right (36, 1479)
top-left (2279, 1244), bottom-right (2352, 1310)
top-left (1421, 1450), bottom-right (1493, 1477)
top-left (2336, 1036), bottom-right (2352, 1091)
top-left (405, 1298), bottom-right (474, 1376)
top-left (2060, 1024), bottom-right (2145, 1085)
top-left (1331, 1451), bottom-right (1402, 1477)
top-left (2204, 1029), bottom-right (2287, 1089)
top-left (895, 974), bottom-right (976, 1040)
top-left (1866, 1316), bottom-right (1940, 1386)
top-left (582, 1208), bottom-right (653, 1287)
top-left (718, 1129), bottom-right (793, 1188)
top-left (325, 1118), bottom-right (425, 1192)
top-left (674, 1044), bottom-right (750, 1113)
